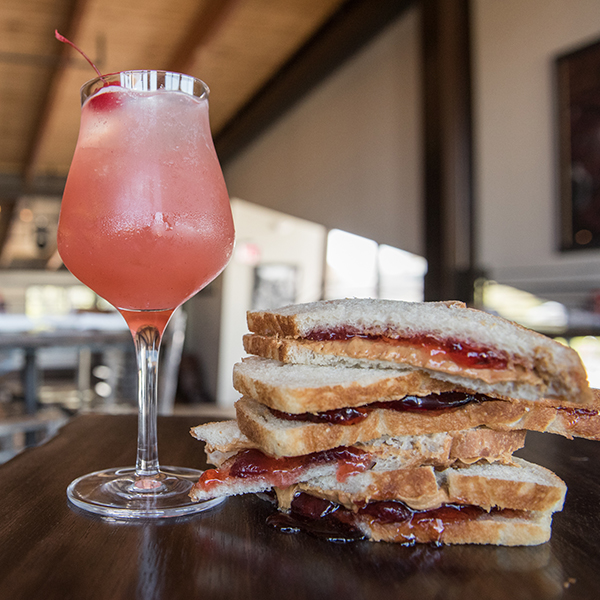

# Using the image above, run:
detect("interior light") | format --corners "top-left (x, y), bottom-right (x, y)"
top-left (575, 229), bottom-right (593, 245)
top-left (20, 208), bottom-right (34, 223)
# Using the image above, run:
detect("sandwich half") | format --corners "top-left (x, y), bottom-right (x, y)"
top-left (231, 357), bottom-right (600, 458)
top-left (243, 299), bottom-right (591, 404)
top-left (274, 457), bottom-right (565, 546)
top-left (190, 419), bottom-right (526, 501)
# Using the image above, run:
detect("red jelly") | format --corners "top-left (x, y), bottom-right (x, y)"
top-left (276, 493), bottom-right (516, 544)
top-left (359, 500), bottom-right (488, 524)
top-left (556, 405), bottom-right (598, 429)
top-left (556, 406), bottom-right (597, 417)
top-left (198, 446), bottom-right (373, 491)
top-left (270, 391), bottom-right (487, 426)
top-left (267, 492), bottom-right (365, 543)
top-left (305, 328), bottom-right (508, 370)
top-left (270, 405), bottom-right (369, 426)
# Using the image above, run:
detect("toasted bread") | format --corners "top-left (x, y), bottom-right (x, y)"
top-left (233, 356), bottom-right (460, 413)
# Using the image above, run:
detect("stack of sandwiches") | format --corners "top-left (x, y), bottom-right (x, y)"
top-left (189, 299), bottom-right (599, 546)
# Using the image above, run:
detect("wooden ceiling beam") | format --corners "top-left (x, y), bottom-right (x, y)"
top-left (166, 0), bottom-right (242, 74)
top-left (21, 0), bottom-right (90, 188)
top-left (421, 0), bottom-right (477, 303)
top-left (0, 173), bottom-right (66, 198)
top-left (214, 0), bottom-right (416, 164)
top-left (0, 198), bottom-right (18, 264)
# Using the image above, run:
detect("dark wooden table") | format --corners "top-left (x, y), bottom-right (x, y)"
top-left (1, 413), bottom-right (600, 600)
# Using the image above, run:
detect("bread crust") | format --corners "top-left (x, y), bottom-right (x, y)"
top-left (444, 464), bottom-right (566, 513)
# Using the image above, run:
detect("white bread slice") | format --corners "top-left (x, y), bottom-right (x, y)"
top-left (234, 356), bottom-right (600, 422)
top-left (190, 420), bottom-right (255, 465)
top-left (245, 299), bottom-right (591, 404)
top-left (190, 419), bottom-right (250, 452)
top-left (439, 458), bottom-right (566, 512)
top-left (233, 356), bottom-right (461, 413)
top-left (296, 457), bottom-right (566, 513)
top-left (235, 394), bottom-right (600, 458)
top-left (243, 333), bottom-right (586, 404)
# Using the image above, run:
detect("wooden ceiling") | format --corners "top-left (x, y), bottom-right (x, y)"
top-left (0, 0), bottom-right (413, 269)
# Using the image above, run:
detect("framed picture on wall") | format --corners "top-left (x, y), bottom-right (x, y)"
top-left (557, 37), bottom-right (600, 251)
top-left (251, 264), bottom-right (297, 310)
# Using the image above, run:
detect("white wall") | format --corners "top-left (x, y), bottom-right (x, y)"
top-left (216, 199), bottom-right (326, 407)
top-left (224, 0), bottom-right (600, 311)
top-left (223, 6), bottom-right (423, 256)
top-left (472, 0), bottom-right (600, 307)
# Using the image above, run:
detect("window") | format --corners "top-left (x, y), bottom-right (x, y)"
top-left (324, 229), bottom-right (427, 301)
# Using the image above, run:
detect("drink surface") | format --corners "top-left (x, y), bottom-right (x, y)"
top-left (58, 85), bottom-right (235, 311)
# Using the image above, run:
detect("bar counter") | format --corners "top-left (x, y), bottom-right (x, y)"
top-left (1, 413), bottom-right (599, 599)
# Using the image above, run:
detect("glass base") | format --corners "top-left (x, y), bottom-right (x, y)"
top-left (67, 466), bottom-right (224, 519)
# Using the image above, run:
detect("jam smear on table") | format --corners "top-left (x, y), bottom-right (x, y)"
top-left (267, 493), bottom-right (366, 543)
top-left (305, 328), bottom-right (508, 370)
top-left (198, 446), bottom-right (374, 491)
top-left (270, 391), bottom-right (489, 426)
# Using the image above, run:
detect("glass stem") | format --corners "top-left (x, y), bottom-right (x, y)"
top-left (134, 325), bottom-right (162, 478)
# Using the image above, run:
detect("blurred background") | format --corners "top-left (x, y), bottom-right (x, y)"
top-left (2, 0), bottom-right (600, 462)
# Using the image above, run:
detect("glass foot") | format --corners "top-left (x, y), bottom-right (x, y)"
top-left (67, 466), bottom-right (224, 519)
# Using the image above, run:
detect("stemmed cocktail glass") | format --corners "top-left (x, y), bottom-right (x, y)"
top-left (58, 71), bottom-right (235, 518)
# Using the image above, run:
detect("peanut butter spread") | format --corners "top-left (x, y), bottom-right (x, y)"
top-left (298, 467), bottom-right (448, 512)
top-left (299, 338), bottom-right (542, 387)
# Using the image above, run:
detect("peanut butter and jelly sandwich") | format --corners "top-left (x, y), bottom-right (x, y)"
top-left (190, 299), bottom-right (595, 546)
top-left (243, 298), bottom-right (591, 404)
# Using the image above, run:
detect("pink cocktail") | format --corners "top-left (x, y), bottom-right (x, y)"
top-left (59, 71), bottom-right (234, 518)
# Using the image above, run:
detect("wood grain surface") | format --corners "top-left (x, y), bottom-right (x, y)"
top-left (0, 413), bottom-right (598, 600)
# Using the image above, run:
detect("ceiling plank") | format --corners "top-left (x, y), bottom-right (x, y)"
top-left (214, 0), bottom-right (416, 164)
top-left (21, 0), bottom-right (91, 187)
top-left (166, 0), bottom-right (243, 75)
